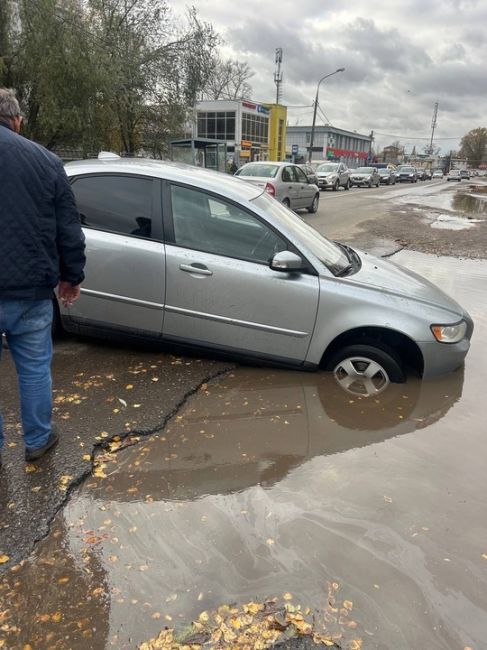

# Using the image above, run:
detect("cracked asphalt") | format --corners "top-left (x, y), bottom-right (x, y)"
top-left (0, 337), bottom-right (231, 568)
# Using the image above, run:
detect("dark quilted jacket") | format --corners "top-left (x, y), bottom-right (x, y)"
top-left (0, 121), bottom-right (85, 300)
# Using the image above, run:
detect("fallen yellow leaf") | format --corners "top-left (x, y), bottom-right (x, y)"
top-left (0, 555), bottom-right (9, 564)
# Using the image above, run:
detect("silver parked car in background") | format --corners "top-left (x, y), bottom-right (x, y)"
top-left (350, 166), bottom-right (380, 187)
top-left (298, 163), bottom-right (319, 186)
top-left (314, 162), bottom-right (351, 191)
top-left (60, 155), bottom-right (473, 389)
top-left (235, 161), bottom-right (319, 213)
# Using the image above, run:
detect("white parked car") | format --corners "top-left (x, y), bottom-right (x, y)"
top-left (447, 169), bottom-right (462, 182)
top-left (235, 161), bottom-right (320, 213)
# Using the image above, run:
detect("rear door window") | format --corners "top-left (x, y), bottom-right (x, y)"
top-left (71, 175), bottom-right (158, 240)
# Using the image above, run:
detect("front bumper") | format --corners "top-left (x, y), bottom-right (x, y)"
top-left (351, 178), bottom-right (369, 185)
top-left (418, 337), bottom-right (471, 379)
top-left (317, 178), bottom-right (334, 188)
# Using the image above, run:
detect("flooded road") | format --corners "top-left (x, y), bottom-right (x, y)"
top-left (1, 252), bottom-right (487, 649)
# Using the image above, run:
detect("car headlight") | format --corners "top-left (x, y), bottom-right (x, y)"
top-left (431, 320), bottom-right (467, 344)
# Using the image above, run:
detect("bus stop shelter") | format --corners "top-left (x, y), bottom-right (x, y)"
top-left (170, 138), bottom-right (227, 172)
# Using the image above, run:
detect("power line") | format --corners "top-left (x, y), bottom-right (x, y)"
top-left (317, 103), bottom-right (332, 126)
top-left (373, 130), bottom-right (461, 141)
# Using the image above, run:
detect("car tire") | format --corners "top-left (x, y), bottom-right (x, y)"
top-left (345, 180), bottom-right (351, 190)
top-left (308, 193), bottom-right (319, 213)
top-left (332, 180), bottom-right (339, 191)
top-left (282, 198), bottom-right (291, 208)
top-left (327, 343), bottom-right (406, 387)
top-left (376, 181), bottom-right (380, 187)
top-left (368, 180), bottom-right (372, 188)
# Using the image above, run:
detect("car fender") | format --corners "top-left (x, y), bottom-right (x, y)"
top-left (305, 276), bottom-right (461, 366)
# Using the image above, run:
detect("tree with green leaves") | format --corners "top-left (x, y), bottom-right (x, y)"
top-left (86, 0), bottom-right (219, 155)
top-left (459, 127), bottom-right (487, 168)
top-left (2, 0), bottom-right (220, 155)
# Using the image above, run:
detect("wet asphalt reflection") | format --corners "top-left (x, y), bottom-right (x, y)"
top-left (1, 252), bottom-right (487, 649)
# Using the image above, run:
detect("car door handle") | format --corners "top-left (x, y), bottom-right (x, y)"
top-left (179, 263), bottom-right (213, 276)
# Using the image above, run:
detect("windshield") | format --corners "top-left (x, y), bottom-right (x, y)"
top-left (252, 193), bottom-right (350, 275)
top-left (355, 167), bottom-right (374, 173)
top-left (316, 163), bottom-right (339, 172)
top-left (378, 169), bottom-right (390, 174)
top-left (400, 167), bottom-right (415, 173)
top-left (236, 164), bottom-right (279, 178)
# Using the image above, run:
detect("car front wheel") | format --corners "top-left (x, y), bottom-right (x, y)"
top-left (308, 193), bottom-right (319, 213)
top-left (327, 343), bottom-right (406, 393)
top-left (345, 180), bottom-right (351, 190)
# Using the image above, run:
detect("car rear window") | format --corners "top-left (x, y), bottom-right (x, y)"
top-left (236, 164), bottom-right (279, 178)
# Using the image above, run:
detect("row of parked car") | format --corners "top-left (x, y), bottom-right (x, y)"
top-left (232, 161), bottom-right (447, 213)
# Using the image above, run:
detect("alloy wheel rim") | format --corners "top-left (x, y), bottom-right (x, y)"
top-left (333, 356), bottom-right (390, 397)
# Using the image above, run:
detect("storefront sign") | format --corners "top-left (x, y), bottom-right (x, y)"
top-left (327, 148), bottom-right (368, 159)
top-left (242, 100), bottom-right (269, 115)
top-left (241, 140), bottom-right (252, 148)
top-left (240, 150), bottom-right (251, 158)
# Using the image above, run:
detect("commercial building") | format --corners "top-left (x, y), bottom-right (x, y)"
top-left (192, 99), bottom-right (287, 166)
top-left (286, 125), bottom-right (373, 168)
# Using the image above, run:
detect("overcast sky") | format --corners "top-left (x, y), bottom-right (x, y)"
top-left (172, 0), bottom-right (487, 153)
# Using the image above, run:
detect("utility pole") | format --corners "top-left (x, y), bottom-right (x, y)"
top-left (308, 68), bottom-right (345, 162)
top-left (274, 48), bottom-right (283, 104)
top-left (368, 130), bottom-right (374, 162)
top-left (429, 101), bottom-right (439, 156)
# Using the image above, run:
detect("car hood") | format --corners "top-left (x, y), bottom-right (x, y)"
top-left (316, 171), bottom-right (337, 177)
top-left (346, 250), bottom-right (464, 317)
top-left (351, 171), bottom-right (371, 176)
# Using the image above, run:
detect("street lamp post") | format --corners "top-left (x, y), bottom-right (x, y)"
top-left (308, 68), bottom-right (345, 163)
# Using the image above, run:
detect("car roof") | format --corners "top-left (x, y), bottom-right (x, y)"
top-left (65, 157), bottom-right (263, 202)
top-left (240, 160), bottom-right (292, 167)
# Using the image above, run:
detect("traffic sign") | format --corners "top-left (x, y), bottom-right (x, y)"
top-left (291, 144), bottom-right (299, 155)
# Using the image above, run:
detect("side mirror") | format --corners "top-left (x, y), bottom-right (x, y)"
top-left (270, 251), bottom-right (305, 272)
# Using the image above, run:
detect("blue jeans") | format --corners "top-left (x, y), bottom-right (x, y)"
top-left (0, 299), bottom-right (53, 451)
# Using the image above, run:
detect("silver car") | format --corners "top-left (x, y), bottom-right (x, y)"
top-left (234, 161), bottom-right (319, 213)
top-left (314, 162), bottom-right (351, 191)
top-left (350, 166), bottom-right (381, 187)
top-left (60, 155), bottom-right (473, 388)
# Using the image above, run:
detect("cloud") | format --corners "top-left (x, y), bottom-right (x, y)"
top-left (168, 0), bottom-right (487, 152)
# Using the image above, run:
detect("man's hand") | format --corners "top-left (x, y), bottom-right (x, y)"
top-left (58, 281), bottom-right (81, 307)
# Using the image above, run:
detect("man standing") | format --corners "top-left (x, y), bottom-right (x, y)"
top-left (0, 88), bottom-right (86, 464)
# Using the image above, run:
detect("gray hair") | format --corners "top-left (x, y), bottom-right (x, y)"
top-left (0, 88), bottom-right (21, 121)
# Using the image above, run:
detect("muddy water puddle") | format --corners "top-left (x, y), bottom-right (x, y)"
top-left (1, 253), bottom-right (487, 649)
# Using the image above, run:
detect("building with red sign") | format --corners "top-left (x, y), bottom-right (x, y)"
top-left (286, 125), bottom-right (373, 168)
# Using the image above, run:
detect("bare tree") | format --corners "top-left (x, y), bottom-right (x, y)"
top-left (203, 58), bottom-right (254, 101)
top-left (459, 127), bottom-right (487, 168)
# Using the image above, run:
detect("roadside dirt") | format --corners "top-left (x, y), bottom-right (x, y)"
top-left (342, 183), bottom-right (487, 259)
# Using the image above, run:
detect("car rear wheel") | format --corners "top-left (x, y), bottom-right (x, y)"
top-left (282, 198), bottom-right (291, 208)
top-left (308, 193), bottom-right (319, 213)
top-left (327, 344), bottom-right (406, 393)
